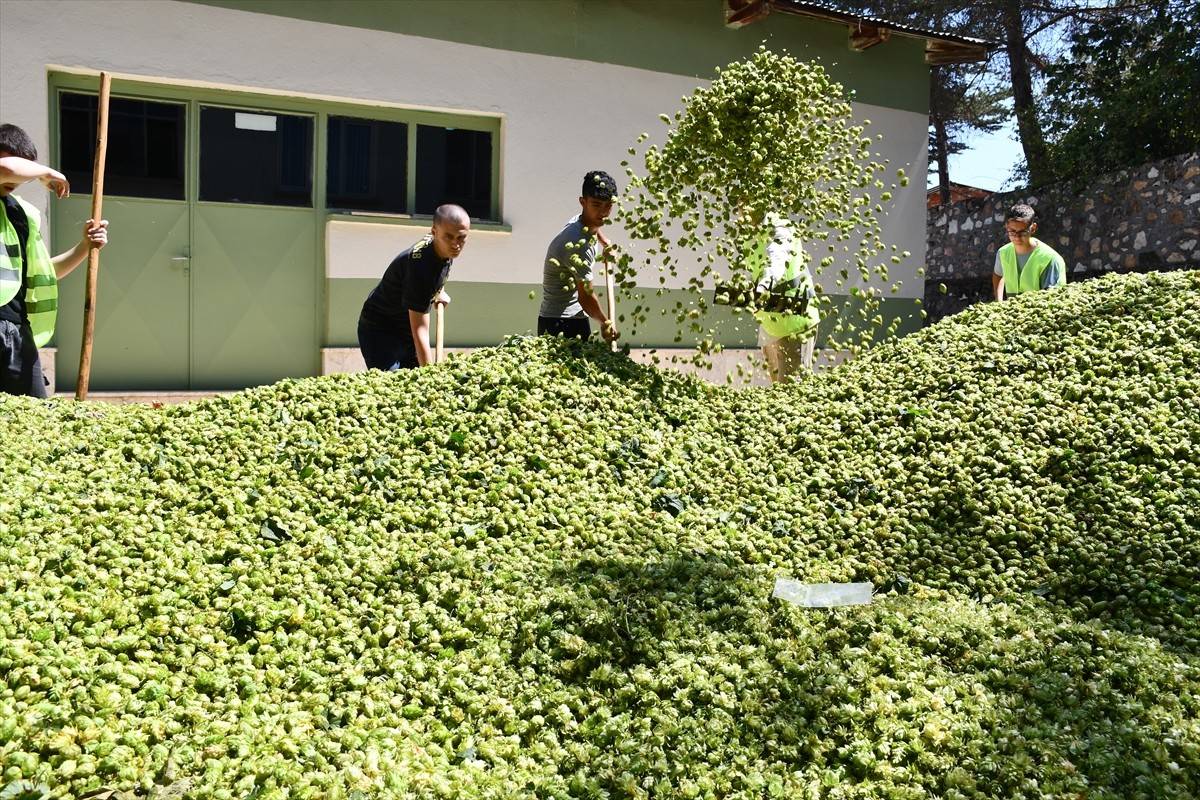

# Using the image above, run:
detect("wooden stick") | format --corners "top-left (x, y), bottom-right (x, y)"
top-left (603, 250), bottom-right (617, 352)
top-left (75, 72), bottom-right (112, 400)
top-left (434, 301), bottom-right (445, 364)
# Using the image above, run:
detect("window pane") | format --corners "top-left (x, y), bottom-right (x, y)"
top-left (326, 116), bottom-right (407, 214)
top-left (59, 92), bottom-right (185, 201)
top-left (199, 106), bottom-right (313, 207)
top-left (415, 126), bottom-right (493, 221)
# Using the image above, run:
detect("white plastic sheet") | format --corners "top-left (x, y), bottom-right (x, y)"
top-left (772, 578), bottom-right (872, 607)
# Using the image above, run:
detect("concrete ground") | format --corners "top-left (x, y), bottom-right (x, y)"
top-left (43, 346), bottom-right (849, 404)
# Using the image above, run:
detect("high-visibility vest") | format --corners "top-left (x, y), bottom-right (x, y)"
top-left (748, 215), bottom-right (820, 339)
top-left (999, 239), bottom-right (1066, 295)
top-left (0, 196), bottom-right (58, 346)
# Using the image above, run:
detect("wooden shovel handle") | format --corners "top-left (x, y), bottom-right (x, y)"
top-left (603, 252), bottom-right (617, 352)
top-left (76, 72), bottom-right (112, 401)
top-left (434, 301), bottom-right (446, 364)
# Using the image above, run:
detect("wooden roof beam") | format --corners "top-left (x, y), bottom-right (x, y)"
top-left (725, 1), bottom-right (991, 66)
top-left (725, 0), bottom-right (772, 28)
top-left (926, 41), bottom-right (991, 66)
top-left (849, 21), bottom-right (891, 52)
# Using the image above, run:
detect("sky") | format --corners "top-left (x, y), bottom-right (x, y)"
top-left (931, 120), bottom-right (1026, 194)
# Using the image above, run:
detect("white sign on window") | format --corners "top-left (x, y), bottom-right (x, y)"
top-left (235, 112), bottom-right (277, 132)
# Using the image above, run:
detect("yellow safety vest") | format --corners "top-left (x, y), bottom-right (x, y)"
top-left (0, 196), bottom-right (58, 346)
top-left (999, 239), bottom-right (1066, 295)
top-left (748, 215), bottom-right (820, 339)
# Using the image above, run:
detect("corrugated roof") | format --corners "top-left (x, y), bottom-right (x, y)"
top-left (726, 0), bottom-right (993, 66)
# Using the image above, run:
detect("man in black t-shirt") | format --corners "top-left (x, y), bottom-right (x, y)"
top-left (357, 204), bottom-right (470, 370)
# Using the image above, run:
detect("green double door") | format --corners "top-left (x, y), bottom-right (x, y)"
top-left (52, 90), bottom-right (319, 392)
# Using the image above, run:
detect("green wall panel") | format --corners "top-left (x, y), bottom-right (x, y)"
top-left (328, 279), bottom-right (924, 350)
top-left (192, 205), bottom-right (320, 389)
top-left (187, 0), bottom-right (929, 112)
top-left (328, 280), bottom-right (545, 349)
top-left (52, 197), bottom-right (192, 392)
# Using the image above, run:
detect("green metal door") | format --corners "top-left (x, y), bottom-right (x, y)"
top-left (51, 87), bottom-right (318, 392)
top-left (192, 205), bottom-right (318, 388)
top-left (54, 198), bottom-right (192, 390)
top-left (53, 93), bottom-right (192, 391)
top-left (191, 105), bottom-right (317, 389)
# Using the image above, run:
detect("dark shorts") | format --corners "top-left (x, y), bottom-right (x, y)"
top-left (0, 318), bottom-right (50, 398)
top-left (537, 316), bottom-right (591, 340)
top-left (357, 319), bottom-right (418, 371)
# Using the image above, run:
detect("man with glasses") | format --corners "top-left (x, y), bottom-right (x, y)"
top-left (992, 203), bottom-right (1066, 301)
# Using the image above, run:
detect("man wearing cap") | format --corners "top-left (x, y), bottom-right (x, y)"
top-left (537, 170), bottom-right (619, 343)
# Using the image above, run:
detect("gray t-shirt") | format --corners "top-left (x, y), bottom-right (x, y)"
top-left (539, 214), bottom-right (599, 319)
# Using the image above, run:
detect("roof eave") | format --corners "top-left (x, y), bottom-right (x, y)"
top-left (726, 0), bottom-right (992, 66)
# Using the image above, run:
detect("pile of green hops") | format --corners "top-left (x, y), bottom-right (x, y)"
top-left (1, 270), bottom-right (1198, 799)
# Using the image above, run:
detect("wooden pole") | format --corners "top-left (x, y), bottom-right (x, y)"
top-left (603, 251), bottom-right (617, 352)
top-left (75, 72), bottom-right (112, 400)
top-left (434, 301), bottom-right (445, 364)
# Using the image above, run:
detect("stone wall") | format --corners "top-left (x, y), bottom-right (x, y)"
top-left (924, 151), bottom-right (1200, 324)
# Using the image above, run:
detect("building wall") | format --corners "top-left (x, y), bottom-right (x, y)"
top-left (2, 0), bottom-right (933, 388)
top-left (924, 151), bottom-right (1200, 324)
top-left (926, 184), bottom-right (991, 209)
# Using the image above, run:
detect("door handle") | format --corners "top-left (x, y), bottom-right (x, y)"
top-left (171, 256), bottom-right (190, 274)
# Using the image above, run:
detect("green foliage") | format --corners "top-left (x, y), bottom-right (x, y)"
top-left (615, 46), bottom-right (910, 369)
top-left (826, 1), bottom-right (1010, 190)
top-left (927, 63), bottom-right (1009, 198)
top-left (831, 0), bottom-right (1200, 188)
top-left (2, 271), bottom-right (1200, 798)
top-left (1041, 0), bottom-right (1200, 187)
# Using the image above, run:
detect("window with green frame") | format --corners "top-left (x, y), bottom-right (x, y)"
top-left (415, 125), bottom-right (492, 221)
top-left (59, 92), bottom-right (186, 201)
top-left (326, 116), bottom-right (408, 214)
top-left (58, 88), bottom-right (500, 222)
top-left (326, 116), bottom-right (496, 222)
